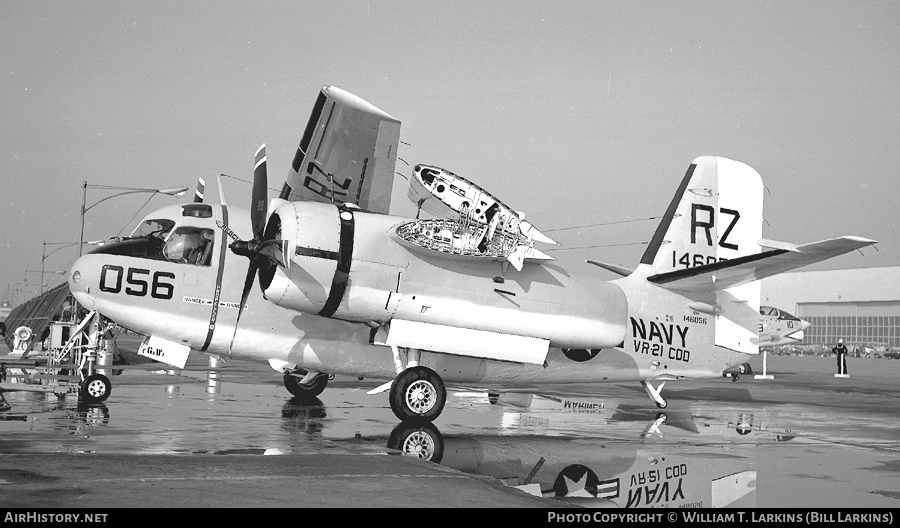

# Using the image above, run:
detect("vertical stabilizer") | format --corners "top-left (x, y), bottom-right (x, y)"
top-left (640, 156), bottom-right (764, 354)
top-left (640, 156), bottom-right (763, 271)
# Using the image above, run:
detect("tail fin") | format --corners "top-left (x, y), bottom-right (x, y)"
top-left (640, 156), bottom-right (764, 272)
top-left (637, 157), bottom-right (875, 355)
top-left (640, 156), bottom-right (764, 355)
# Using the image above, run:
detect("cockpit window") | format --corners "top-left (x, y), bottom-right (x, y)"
top-left (163, 227), bottom-right (215, 266)
top-left (132, 219), bottom-right (176, 240)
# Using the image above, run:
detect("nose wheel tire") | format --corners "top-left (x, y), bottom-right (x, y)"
top-left (389, 366), bottom-right (446, 423)
top-left (81, 373), bottom-right (112, 404)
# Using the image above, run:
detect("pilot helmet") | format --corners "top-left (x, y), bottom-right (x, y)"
top-left (164, 231), bottom-right (200, 261)
top-left (164, 236), bottom-right (187, 260)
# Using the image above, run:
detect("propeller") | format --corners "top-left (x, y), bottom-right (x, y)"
top-left (224, 144), bottom-right (289, 350)
top-left (193, 175), bottom-right (206, 203)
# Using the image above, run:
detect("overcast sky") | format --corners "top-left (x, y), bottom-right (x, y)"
top-left (2, 0), bottom-right (898, 304)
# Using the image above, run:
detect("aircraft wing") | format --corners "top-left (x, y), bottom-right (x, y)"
top-left (647, 236), bottom-right (876, 293)
top-left (279, 86), bottom-right (401, 214)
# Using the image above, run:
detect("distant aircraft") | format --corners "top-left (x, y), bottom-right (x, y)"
top-left (67, 85), bottom-right (876, 420)
top-left (758, 305), bottom-right (810, 347)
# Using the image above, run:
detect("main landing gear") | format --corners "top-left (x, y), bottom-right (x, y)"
top-left (389, 366), bottom-right (446, 423)
top-left (283, 368), bottom-right (330, 398)
top-left (370, 347), bottom-right (448, 423)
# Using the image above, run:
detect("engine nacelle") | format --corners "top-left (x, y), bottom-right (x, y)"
top-left (262, 200), bottom-right (346, 316)
top-left (262, 200), bottom-right (410, 323)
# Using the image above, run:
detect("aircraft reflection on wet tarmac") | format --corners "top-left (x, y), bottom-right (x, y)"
top-left (3, 356), bottom-right (899, 508)
top-left (2, 386), bottom-right (763, 508)
top-left (384, 421), bottom-right (756, 508)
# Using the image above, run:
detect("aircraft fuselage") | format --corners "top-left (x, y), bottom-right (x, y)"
top-left (68, 202), bottom-right (748, 389)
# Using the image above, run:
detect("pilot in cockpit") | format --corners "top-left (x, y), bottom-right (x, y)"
top-left (164, 227), bottom-right (214, 266)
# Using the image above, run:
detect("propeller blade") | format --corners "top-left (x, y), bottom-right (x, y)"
top-left (193, 176), bottom-right (206, 203)
top-left (229, 259), bottom-right (259, 352)
top-left (258, 240), bottom-right (288, 268)
top-left (251, 144), bottom-right (268, 240)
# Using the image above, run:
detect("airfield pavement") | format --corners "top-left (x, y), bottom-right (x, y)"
top-left (0, 346), bottom-right (899, 514)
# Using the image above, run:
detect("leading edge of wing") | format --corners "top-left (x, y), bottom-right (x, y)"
top-left (647, 236), bottom-right (877, 293)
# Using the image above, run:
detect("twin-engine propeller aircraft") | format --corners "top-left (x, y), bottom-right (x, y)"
top-left (758, 305), bottom-right (810, 347)
top-left (67, 85), bottom-right (876, 423)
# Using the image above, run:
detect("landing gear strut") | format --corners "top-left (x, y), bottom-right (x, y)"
top-left (284, 369), bottom-right (329, 398)
top-left (641, 380), bottom-right (667, 409)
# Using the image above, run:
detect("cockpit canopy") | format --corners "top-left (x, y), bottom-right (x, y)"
top-left (132, 218), bottom-right (175, 239)
top-left (759, 305), bottom-right (799, 320)
top-left (89, 217), bottom-right (214, 267)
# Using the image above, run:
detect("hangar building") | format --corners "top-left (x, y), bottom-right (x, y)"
top-left (761, 266), bottom-right (900, 349)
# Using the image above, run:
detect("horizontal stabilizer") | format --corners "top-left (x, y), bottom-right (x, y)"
top-left (385, 319), bottom-right (549, 365)
top-left (648, 236), bottom-right (877, 293)
top-left (586, 260), bottom-right (633, 277)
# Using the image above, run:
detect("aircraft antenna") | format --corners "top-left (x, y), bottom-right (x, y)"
top-left (543, 215), bottom-right (661, 233)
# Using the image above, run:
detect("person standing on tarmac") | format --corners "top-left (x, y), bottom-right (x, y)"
top-left (833, 339), bottom-right (849, 375)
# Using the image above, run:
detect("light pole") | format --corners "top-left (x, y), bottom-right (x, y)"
top-left (26, 269), bottom-right (65, 296)
top-left (79, 181), bottom-right (188, 257)
top-left (41, 241), bottom-right (83, 295)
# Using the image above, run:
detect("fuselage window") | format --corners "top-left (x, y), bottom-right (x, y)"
top-left (163, 226), bottom-right (215, 266)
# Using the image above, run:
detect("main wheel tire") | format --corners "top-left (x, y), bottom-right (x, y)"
top-left (387, 422), bottom-right (444, 463)
top-left (389, 366), bottom-right (446, 423)
top-left (284, 370), bottom-right (329, 398)
top-left (81, 373), bottom-right (111, 403)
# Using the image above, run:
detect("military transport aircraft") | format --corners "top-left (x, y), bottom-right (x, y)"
top-left (758, 305), bottom-right (810, 347)
top-left (67, 85), bottom-right (876, 422)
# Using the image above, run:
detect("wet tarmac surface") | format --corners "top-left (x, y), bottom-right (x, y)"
top-left (1, 352), bottom-right (899, 509)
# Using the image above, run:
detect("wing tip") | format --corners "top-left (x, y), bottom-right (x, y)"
top-left (322, 85), bottom-right (400, 122)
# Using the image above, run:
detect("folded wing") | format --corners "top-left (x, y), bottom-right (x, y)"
top-left (280, 86), bottom-right (401, 214)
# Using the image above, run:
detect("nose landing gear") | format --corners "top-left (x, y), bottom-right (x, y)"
top-left (80, 373), bottom-right (112, 404)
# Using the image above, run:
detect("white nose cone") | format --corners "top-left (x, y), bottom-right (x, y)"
top-left (68, 258), bottom-right (96, 311)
